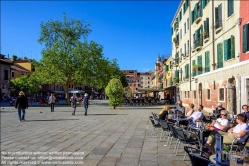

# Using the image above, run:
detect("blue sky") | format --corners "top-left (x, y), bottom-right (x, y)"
top-left (1, 1), bottom-right (180, 72)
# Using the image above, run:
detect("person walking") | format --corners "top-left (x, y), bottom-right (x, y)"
top-left (15, 91), bottom-right (28, 122)
top-left (83, 93), bottom-right (89, 116)
top-left (70, 93), bottom-right (77, 115)
top-left (48, 93), bottom-right (56, 112)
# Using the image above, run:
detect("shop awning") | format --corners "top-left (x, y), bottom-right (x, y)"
top-left (68, 90), bottom-right (85, 94)
top-left (137, 88), bottom-right (160, 93)
top-left (53, 90), bottom-right (65, 94)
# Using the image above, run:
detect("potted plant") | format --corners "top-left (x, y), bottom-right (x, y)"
top-left (193, 64), bottom-right (199, 71)
top-left (173, 77), bottom-right (179, 84)
top-left (202, 30), bottom-right (207, 36)
top-left (173, 38), bottom-right (177, 43)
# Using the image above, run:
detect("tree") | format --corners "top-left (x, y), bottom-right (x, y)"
top-left (36, 13), bottom-right (126, 104)
top-left (105, 78), bottom-right (124, 109)
top-left (12, 55), bottom-right (18, 61)
top-left (10, 75), bottom-right (41, 96)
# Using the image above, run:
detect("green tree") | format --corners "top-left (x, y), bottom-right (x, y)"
top-left (105, 78), bottom-right (124, 109)
top-left (10, 75), bottom-right (41, 96)
top-left (36, 13), bottom-right (125, 104)
top-left (12, 55), bottom-right (18, 60)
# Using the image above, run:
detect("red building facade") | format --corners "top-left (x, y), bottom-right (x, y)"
top-left (240, 0), bottom-right (249, 61)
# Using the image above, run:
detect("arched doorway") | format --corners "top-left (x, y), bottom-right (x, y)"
top-left (199, 83), bottom-right (202, 105)
top-left (227, 77), bottom-right (236, 114)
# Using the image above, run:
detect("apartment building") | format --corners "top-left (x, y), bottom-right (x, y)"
top-left (140, 71), bottom-right (153, 88)
top-left (240, 0), bottom-right (249, 106)
top-left (122, 70), bottom-right (140, 95)
top-left (0, 58), bottom-right (12, 95)
top-left (171, 0), bottom-right (249, 113)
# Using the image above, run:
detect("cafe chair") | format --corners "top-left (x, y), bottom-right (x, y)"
top-left (158, 120), bottom-right (171, 142)
top-left (173, 127), bottom-right (200, 160)
top-left (167, 123), bottom-right (180, 149)
top-left (184, 146), bottom-right (211, 166)
top-left (228, 135), bottom-right (249, 154)
top-left (149, 117), bottom-right (161, 137)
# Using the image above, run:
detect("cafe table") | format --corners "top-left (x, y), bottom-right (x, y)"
top-left (209, 154), bottom-right (249, 166)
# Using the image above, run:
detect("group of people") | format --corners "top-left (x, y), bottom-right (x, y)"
top-left (158, 100), bottom-right (249, 154)
top-left (14, 91), bottom-right (91, 122)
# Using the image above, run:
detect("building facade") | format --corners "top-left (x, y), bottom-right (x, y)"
top-left (171, 0), bottom-right (248, 114)
top-left (0, 58), bottom-right (12, 96)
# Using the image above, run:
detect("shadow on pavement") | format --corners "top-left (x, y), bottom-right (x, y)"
top-left (25, 119), bottom-right (79, 122)
top-left (85, 114), bottom-right (128, 116)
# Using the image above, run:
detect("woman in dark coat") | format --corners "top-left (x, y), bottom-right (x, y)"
top-left (15, 91), bottom-right (28, 122)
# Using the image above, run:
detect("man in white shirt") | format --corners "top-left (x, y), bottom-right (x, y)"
top-left (188, 105), bottom-right (204, 122)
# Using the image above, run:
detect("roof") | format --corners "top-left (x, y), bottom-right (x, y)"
top-left (0, 58), bottom-right (13, 65)
top-left (11, 63), bottom-right (30, 73)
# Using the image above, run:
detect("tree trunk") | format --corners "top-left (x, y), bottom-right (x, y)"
top-left (114, 105), bottom-right (116, 109)
top-left (65, 83), bottom-right (70, 105)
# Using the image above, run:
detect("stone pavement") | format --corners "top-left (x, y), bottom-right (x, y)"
top-left (0, 100), bottom-right (191, 166)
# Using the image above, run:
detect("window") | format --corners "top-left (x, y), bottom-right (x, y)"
top-left (217, 43), bottom-right (223, 68)
top-left (130, 84), bottom-right (132, 86)
top-left (184, 43), bottom-right (186, 55)
top-left (207, 89), bottom-right (211, 100)
top-left (194, 91), bottom-right (196, 99)
top-left (203, 18), bottom-right (209, 39)
top-left (184, 22), bottom-right (186, 34)
top-left (224, 36), bottom-right (235, 60)
top-left (242, 23), bottom-right (249, 53)
top-left (187, 18), bottom-right (189, 30)
top-left (134, 84), bottom-right (136, 86)
top-left (148, 77), bottom-right (150, 79)
top-left (197, 55), bottom-right (202, 75)
top-left (4, 70), bottom-right (8, 80)
top-left (185, 64), bottom-right (190, 78)
top-left (219, 88), bottom-right (225, 101)
top-left (227, 0), bottom-right (234, 17)
top-left (148, 81), bottom-right (150, 84)
top-left (22, 73), bottom-right (24, 76)
top-left (205, 51), bottom-right (210, 72)
top-left (215, 4), bottom-right (222, 30)
top-left (185, 91), bottom-right (187, 98)
top-left (187, 40), bottom-right (189, 54)
top-left (180, 29), bottom-right (182, 40)
top-left (11, 72), bottom-right (14, 78)
top-left (187, 91), bottom-right (190, 98)
top-left (141, 77), bottom-right (143, 80)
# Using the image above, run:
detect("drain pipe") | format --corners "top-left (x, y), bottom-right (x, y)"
top-left (212, 0), bottom-right (216, 70)
top-left (189, 0), bottom-right (192, 91)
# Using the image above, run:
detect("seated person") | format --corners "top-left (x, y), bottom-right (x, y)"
top-left (175, 100), bottom-right (185, 115)
top-left (212, 102), bottom-right (226, 118)
top-left (241, 104), bottom-right (249, 120)
top-left (185, 103), bottom-right (195, 117)
top-left (188, 105), bottom-right (204, 123)
top-left (202, 110), bottom-right (230, 144)
top-left (205, 113), bottom-right (249, 153)
top-left (159, 105), bottom-right (170, 120)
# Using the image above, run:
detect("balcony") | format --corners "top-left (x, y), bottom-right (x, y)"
top-left (191, 46), bottom-right (195, 53)
top-left (215, 21), bottom-right (223, 34)
top-left (174, 22), bottom-right (179, 32)
top-left (195, 10), bottom-right (202, 24)
top-left (183, 76), bottom-right (190, 81)
top-left (194, 36), bottom-right (203, 51)
top-left (173, 77), bottom-right (179, 84)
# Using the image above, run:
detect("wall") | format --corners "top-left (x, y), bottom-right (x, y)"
top-left (240, 0), bottom-right (249, 61)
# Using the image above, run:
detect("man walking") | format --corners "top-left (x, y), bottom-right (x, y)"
top-left (48, 93), bottom-right (56, 112)
top-left (70, 93), bottom-right (77, 115)
top-left (83, 93), bottom-right (89, 116)
top-left (15, 91), bottom-right (28, 122)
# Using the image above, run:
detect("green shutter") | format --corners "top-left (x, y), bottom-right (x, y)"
top-left (180, 10), bottom-right (182, 21)
top-left (205, 51), bottom-right (210, 72)
top-left (217, 43), bottom-right (223, 68)
top-left (192, 60), bottom-right (196, 76)
top-left (242, 24), bottom-right (248, 53)
top-left (206, 18), bottom-right (209, 34)
top-left (194, 3), bottom-right (198, 22)
top-left (204, 20), bottom-right (207, 32)
top-left (180, 68), bottom-right (182, 80)
top-left (191, 10), bottom-right (194, 24)
top-left (224, 39), bottom-right (228, 61)
top-left (215, 7), bottom-right (219, 25)
top-left (166, 65), bottom-right (169, 72)
top-left (231, 35), bottom-right (235, 58)
top-left (227, 38), bottom-right (231, 60)
top-left (198, 55), bottom-right (202, 75)
top-left (175, 70), bottom-right (179, 78)
top-left (183, 3), bottom-right (186, 13)
top-left (218, 4), bottom-right (222, 22)
top-left (228, 0), bottom-right (234, 17)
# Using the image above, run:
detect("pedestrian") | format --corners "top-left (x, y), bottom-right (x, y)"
top-left (83, 93), bottom-right (89, 116)
top-left (70, 93), bottom-right (77, 115)
top-left (15, 91), bottom-right (28, 122)
top-left (48, 93), bottom-right (56, 112)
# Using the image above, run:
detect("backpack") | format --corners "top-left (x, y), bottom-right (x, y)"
top-left (71, 96), bottom-right (76, 103)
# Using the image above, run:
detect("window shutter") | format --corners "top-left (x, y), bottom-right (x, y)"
top-left (224, 39), bottom-right (228, 61)
top-left (231, 35), bottom-right (235, 58)
top-left (218, 4), bottom-right (222, 22)
top-left (192, 60), bottom-right (196, 76)
top-left (242, 24), bottom-right (248, 53)
top-left (166, 65), bottom-right (169, 72)
top-left (206, 18), bottom-right (209, 34)
top-left (180, 68), bottom-right (182, 80)
top-left (191, 10), bottom-right (194, 24)
top-left (205, 51), bottom-right (210, 72)
top-left (187, 64), bottom-right (189, 78)
top-left (204, 20), bottom-right (207, 32)
top-left (215, 7), bottom-right (219, 25)
top-left (228, 0), bottom-right (234, 17)
top-left (202, 0), bottom-right (205, 9)
top-left (198, 55), bottom-right (202, 75)
top-left (175, 70), bottom-right (179, 78)
top-left (217, 43), bottom-right (223, 68)
top-left (194, 3), bottom-right (198, 22)
top-left (227, 38), bottom-right (231, 60)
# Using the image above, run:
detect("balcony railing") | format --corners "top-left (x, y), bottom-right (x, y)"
top-left (174, 22), bottom-right (179, 31)
top-left (215, 21), bottom-right (222, 31)
top-left (203, 33), bottom-right (209, 40)
top-left (194, 10), bottom-right (202, 24)
top-left (194, 36), bottom-right (203, 50)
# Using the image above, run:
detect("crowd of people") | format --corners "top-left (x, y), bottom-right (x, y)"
top-left (157, 101), bottom-right (249, 154)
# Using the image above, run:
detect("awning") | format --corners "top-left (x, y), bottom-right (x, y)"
top-left (137, 88), bottom-right (160, 93)
top-left (39, 89), bottom-right (54, 93)
top-left (68, 90), bottom-right (85, 94)
top-left (53, 90), bottom-right (65, 94)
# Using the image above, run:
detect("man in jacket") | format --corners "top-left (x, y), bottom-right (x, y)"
top-left (48, 93), bottom-right (56, 112)
top-left (83, 93), bottom-right (89, 116)
top-left (15, 91), bottom-right (28, 122)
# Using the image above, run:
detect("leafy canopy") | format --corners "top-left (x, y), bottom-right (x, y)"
top-left (105, 78), bottom-right (124, 109)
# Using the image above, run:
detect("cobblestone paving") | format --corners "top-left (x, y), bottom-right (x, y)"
top-left (1, 100), bottom-right (191, 166)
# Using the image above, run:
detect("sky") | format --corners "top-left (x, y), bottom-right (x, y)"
top-left (1, 1), bottom-right (180, 72)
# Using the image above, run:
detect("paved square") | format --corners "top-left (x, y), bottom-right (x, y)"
top-left (1, 100), bottom-right (191, 166)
